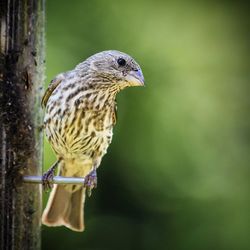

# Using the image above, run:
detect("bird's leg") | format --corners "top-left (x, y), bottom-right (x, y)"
top-left (42, 161), bottom-right (59, 191)
top-left (84, 168), bottom-right (97, 197)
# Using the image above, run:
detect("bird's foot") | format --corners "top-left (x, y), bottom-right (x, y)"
top-left (42, 161), bottom-right (58, 191)
top-left (84, 169), bottom-right (97, 197)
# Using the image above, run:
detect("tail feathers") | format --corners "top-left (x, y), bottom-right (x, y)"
top-left (42, 184), bottom-right (85, 232)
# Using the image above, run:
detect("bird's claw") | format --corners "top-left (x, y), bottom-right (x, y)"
top-left (42, 168), bottom-right (55, 191)
top-left (84, 170), bottom-right (97, 197)
top-left (42, 170), bottom-right (54, 191)
top-left (42, 161), bottom-right (59, 191)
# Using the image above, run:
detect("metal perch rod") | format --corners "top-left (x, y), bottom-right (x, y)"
top-left (23, 176), bottom-right (85, 185)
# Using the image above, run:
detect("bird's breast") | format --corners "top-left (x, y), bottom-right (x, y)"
top-left (44, 81), bottom-right (118, 162)
top-left (44, 99), bottom-right (115, 160)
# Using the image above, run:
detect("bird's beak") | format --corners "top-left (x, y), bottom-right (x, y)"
top-left (125, 69), bottom-right (145, 86)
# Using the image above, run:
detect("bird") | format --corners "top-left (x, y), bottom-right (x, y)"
top-left (41, 50), bottom-right (144, 232)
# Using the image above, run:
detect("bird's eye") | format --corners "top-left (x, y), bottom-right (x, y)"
top-left (117, 58), bottom-right (126, 66)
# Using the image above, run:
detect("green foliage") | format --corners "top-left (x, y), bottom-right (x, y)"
top-left (43, 1), bottom-right (249, 249)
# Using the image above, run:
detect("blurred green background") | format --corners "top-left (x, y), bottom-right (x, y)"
top-left (42, 1), bottom-right (249, 250)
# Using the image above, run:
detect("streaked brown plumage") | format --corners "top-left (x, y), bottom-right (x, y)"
top-left (41, 50), bottom-right (144, 232)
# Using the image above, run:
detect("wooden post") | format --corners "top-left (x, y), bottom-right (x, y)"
top-left (0, 0), bottom-right (45, 249)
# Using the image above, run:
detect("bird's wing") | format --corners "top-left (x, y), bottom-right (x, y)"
top-left (41, 73), bottom-right (65, 109)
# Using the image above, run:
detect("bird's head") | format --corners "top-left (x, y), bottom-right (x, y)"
top-left (76, 50), bottom-right (144, 90)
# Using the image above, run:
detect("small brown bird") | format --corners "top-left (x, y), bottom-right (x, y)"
top-left (41, 50), bottom-right (144, 232)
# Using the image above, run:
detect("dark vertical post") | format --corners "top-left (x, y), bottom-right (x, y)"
top-left (0, 0), bottom-right (45, 249)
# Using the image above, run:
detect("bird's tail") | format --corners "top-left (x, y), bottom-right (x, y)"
top-left (42, 184), bottom-right (86, 232)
